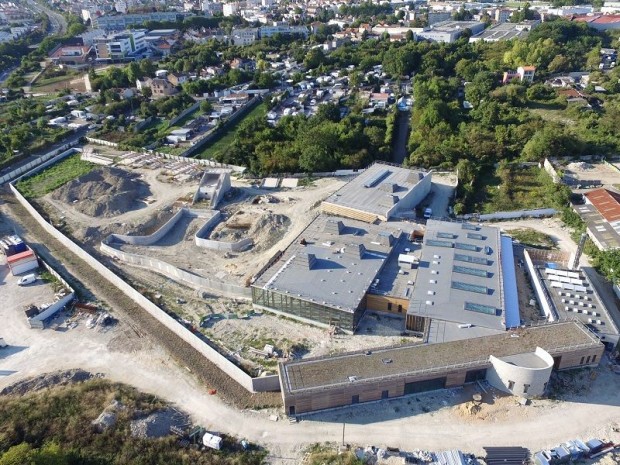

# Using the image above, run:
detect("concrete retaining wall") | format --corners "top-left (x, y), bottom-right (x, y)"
top-left (31, 258), bottom-right (76, 324)
top-left (100, 241), bottom-right (251, 298)
top-left (461, 208), bottom-right (557, 222)
top-left (168, 101), bottom-right (201, 127)
top-left (0, 143), bottom-right (81, 186)
top-left (182, 96), bottom-right (261, 159)
top-left (109, 209), bottom-right (187, 246)
top-left (85, 137), bottom-right (119, 148)
top-left (193, 211), bottom-right (253, 252)
top-left (9, 182), bottom-right (278, 392)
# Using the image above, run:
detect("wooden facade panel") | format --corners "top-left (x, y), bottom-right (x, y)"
top-left (555, 346), bottom-right (604, 370)
top-left (445, 370), bottom-right (468, 387)
top-left (366, 294), bottom-right (409, 315)
top-left (321, 202), bottom-right (381, 223)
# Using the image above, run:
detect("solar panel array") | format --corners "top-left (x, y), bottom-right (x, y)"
top-left (466, 232), bottom-right (485, 240)
top-left (462, 223), bottom-right (479, 231)
top-left (437, 232), bottom-right (456, 239)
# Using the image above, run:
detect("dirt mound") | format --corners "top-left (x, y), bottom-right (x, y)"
top-left (51, 167), bottom-right (151, 218)
top-left (249, 213), bottom-right (290, 251)
top-left (0, 369), bottom-right (101, 396)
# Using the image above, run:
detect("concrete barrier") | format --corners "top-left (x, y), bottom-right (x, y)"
top-left (0, 144), bottom-right (81, 186)
top-left (108, 209), bottom-right (189, 246)
top-left (461, 208), bottom-right (557, 222)
top-left (100, 240), bottom-right (251, 298)
top-left (9, 182), bottom-right (278, 392)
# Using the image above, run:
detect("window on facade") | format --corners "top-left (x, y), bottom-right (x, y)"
top-left (387, 302), bottom-right (392, 311)
top-left (352, 395), bottom-right (359, 404)
top-left (398, 305), bottom-right (402, 313)
top-left (586, 356), bottom-right (591, 364)
top-left (523, 384), bottom-right (530, 394)
top-left (580, 356), bottom-right (585, 365)
top-left (592, 355), bottom-right (597, 363)
top-left (508, 380), bottom-right (515, 390)
top-left (381, 390), bottom-right (389, 400)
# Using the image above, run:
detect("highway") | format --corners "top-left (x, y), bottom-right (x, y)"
top-left (25, 0), bottom-right (67, 36)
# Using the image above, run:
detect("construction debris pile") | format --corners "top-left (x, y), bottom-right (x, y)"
top-left (130, 408), bottom-right (190, 439)
top-left (51, 167), bottom-right (152, 217)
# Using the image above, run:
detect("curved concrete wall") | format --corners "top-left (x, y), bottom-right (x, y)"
top-left (109, 208), bottom-right (218, 247)
top-left (486, 347), bottom-right (554, 398)
top-left (109, 209), bottom-right (187, 246)
top-left (193, 211), bottom-right (254, 252)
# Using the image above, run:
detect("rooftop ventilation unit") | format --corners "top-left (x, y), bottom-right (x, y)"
top-left (363, 169), bottom-right (390, 188)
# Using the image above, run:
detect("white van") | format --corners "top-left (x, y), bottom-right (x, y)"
top-left (18, 273), bottom-right (37, 286)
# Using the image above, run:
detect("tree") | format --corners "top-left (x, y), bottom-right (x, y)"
top-left (200, 100), bottom-right (212, 113)
top-left (304, 48), bottom-right (327, 69)
top-left (0, 443), bottom-right (32, 465)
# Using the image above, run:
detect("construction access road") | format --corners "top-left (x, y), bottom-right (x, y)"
top-left (1, 193), bottom-right (620, 464)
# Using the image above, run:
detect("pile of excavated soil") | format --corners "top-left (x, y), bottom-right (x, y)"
top-left (51, 167), bottom-right (151, 218)
top-left (0, 369), bottom-right (100, 396)
top-left (248, 212), bottom-right (289, 251)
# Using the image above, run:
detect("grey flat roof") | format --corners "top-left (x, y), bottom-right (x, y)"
top-left (471, 22), bottom-right (531, 41)
top-left (280, 321), bottom-right (600, 393)
top-left (537, 264), bottom-right (620, 345)
top-left (431, 20), bottom-right (485, 32)
top-left (574, 203), bottom-right (620, 250)
top-left (254, 215), bottom-right (407, 312)
top-left (426, 318), bottom-right (504, 344)
top-left (407, 220), bottom-right (512, 331)
top-left (322, 162), bottom-right (430, 218)
top-left (371, 236), bottom-right (420, 300)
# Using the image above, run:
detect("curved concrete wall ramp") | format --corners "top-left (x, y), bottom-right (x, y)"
top-left (487, 347), bottom-right (554, 398)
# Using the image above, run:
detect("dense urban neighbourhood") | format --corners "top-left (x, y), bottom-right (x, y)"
top-left (2, 0), bottom-right (620, 463)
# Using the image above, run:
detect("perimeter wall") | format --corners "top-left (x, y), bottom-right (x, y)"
top-left (9, 182), bottom-right (279, 392)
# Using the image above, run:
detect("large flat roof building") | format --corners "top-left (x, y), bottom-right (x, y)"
top-left (279, 321), bottom-right (603, 414)
top-left (469, 20), bottom-right (539, 42)
top-left (252, 215), bottom-right (409, 332)
top-left (406, 220), bottom-right (520, 339)
top-left (321, 162), bottom-right (432, 223)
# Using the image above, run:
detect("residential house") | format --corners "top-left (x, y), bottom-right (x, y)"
top-left (502, 66), bottom-right (536, 83)
top-left (151, 78), bottom-right (178, 98)
top-left (168, 73), bottom-right (188, 86)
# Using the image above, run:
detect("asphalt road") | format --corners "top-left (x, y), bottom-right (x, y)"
top-left (25, 0), bottom-right (67, 36)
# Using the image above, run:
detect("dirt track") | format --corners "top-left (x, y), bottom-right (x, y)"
top-left (0, 188), bottom-right (280, 409)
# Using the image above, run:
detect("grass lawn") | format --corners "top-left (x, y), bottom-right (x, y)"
top-left (16, 154), bottom-right (95, 199)
top-left (506, 228), bottom-right (556, 249)
top-left (527, 102), bottom-right (576, 126)
top-left (472, 165), bottom-right (559, 214)
top-left (195, 101), bottom-right (268, 160)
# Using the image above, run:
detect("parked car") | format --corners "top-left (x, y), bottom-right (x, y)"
top-left (18, 273), bottom-right (37, 286)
